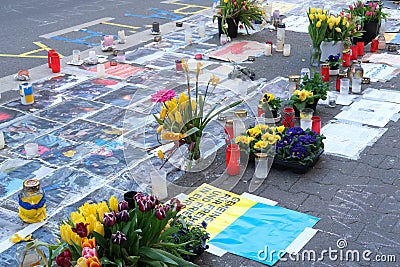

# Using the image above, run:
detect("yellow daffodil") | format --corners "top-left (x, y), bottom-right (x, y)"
top-left (160, 108), bottom-right (167, 120)
top-left (276, 125), bottom-right (285, 133)
top-left (182, 58), bottom-right (189, 73)
top-left (210, 74), bottom-right (220, 86)
top-left (175, 111), bottom-right (182, 123)
top-left (191, 99), bottom-right (197, 111)
top-left (9, 234), bottom-right (32, 243)
top-left (196, 62), bottom-right (203, 77)
top-left (157, 150), bottom-right (165, 159)
top-left (168, 112), bottom-right (175, 122)
top-left (156, 125), bottom-right (163, 133)
top-left (161, 132), bottom-right (183, 141)
top-left (254, 140), bottom-right (268, 149)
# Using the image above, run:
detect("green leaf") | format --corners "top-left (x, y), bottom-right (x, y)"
top-left (155, 249), bottom-right (198, 267)
top-left (100, 257), bottom-right (119, 266)
top-left (139, 247), bottom-right (178, 265)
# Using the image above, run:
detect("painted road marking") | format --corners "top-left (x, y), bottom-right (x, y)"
top-left (100, 21), bottom-right (140, 33)
top-left (125, 8), bottom-right (184, 20)
top-left (51, 29), bottom-right (116, 47)
top-left (40, 17), bottom-right (114, 39)
top-left (169, 2), bottom-right (211, 14)
top-left (0, 42), bottom-right (64, 59)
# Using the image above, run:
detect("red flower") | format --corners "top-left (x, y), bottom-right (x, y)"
top-left (56, 249), bottom-right (72, 267)
top-left (71, 222), bottom-right (89, 238)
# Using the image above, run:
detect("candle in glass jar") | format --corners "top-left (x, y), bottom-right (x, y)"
top-left (103, 35), bottom-right (114, 47)
top-left (283, 44), bottom-right (291, 56)
top-left (321, 63), bottom-right (330, 82)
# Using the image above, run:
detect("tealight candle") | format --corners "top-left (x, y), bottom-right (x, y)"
top-left (24, 143), bottom-right (39, 158)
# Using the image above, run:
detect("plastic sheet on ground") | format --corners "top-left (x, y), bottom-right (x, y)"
top-left (321, 121), bottom-right (387, 160)
top-left (363, 88), bottom-right (400, 104)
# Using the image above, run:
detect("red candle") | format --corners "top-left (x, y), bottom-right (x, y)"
top-left (311, 116), bottom-right (321, 134)
top-left (357, 42), bottom-right (364, 56)
top-left (226, 144), bottom-right (240, 176)
top-left (370, 39), bottom-right (378, 53)
top-left (321, 63), bottom-right (330, 82)
top-left (47, 50), bottom-right (57, 68)
top-left (51, 53), bottom-right (60, 73)
top-left (282, 107), bottom-right (295, 128)
top-left (350, 45), bottom-right (358, 60)
top-left (342, 50), bottom-right (351, 67)
top-left (224, 119), bottom-right (234, 143)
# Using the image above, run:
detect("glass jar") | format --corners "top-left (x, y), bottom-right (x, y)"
top-left (16, 245), bottom-right (42, 267)
top-left (18, 179), bottom-right (46, 223)
top-left (254, 153), bottom-right (270, 179)
top-left (377, 34), bottom-right (386, 50)
top-left (287, 75), bottom-right (301, 97)
top-left (276, 23), bottom-right (285, 52)
top-left (233, 110), bottom-right (248, 138)
top-left (224, 119), bottom-right (234, 143)
top-left (347, 60), bottom-right (364, 86)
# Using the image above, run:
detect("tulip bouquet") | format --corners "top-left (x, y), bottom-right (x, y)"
top-left (345, 0), bottom-right (387, 26)
top-left (307, 7), bottom-right (329, 48)
top-left (324, 12), bottom-right (363, 46)
top-left (20, 193), bottom-right (209, 267)
top-left (235, 124), bottom-right (285, 154)
top-left (153, 60), bottom-right (242, 169)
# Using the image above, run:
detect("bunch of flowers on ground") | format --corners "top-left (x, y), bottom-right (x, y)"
top-left (21, 194), bottom-right (209, 267)
top-left (235, 124), bottom-right (285, 154)
top-left (307, 7), bottom-right (329, 47)
top-left (153, 60), bottom-right (242, 168)
top-left (275, 127), bottom-right (325, 165)
top-left (324, 11), bottom-right (362, 47)
top-left (345, 0), bottom-right (387, 26)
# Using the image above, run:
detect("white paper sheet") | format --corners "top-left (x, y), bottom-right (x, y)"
top-left (321, 121), bottom-right (387, 159)
top-left (363, 88), bottom-right (400, 104)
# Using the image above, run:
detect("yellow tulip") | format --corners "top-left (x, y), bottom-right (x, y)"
top-left (309, 14), bottom-right (315, 21)
top-left (109, 196), bottom-right (118, 211)
top-left (76, 257), bottom-right (88, 267)
top-left (224, 0), bottom-right (228, 3)
top-left (175, 111), bottom-right (182, 123)
top-left (316, 20), bottom-right (322, 28)
top-left (329, 23), bottom-right (334, 30)
top-left (317, 8), bottom-right (322, 14)
top-left (156, 125), bottom-right (163, 133)
top-left (71, 232), bottom-right (82, 246)
top-left (78, 203), bottom-right (97, 218)
top-left (93, 221), bottom-right (104, 236)
top-left (310, 7), bottom-right (316, 14)
top-left (70, 212), bottom-right (85, 225)
top-left (320, 14), bottom-right (326, 21)
top-left (157, 150), bottom-right (165, 159)
top-left (160, 108), bottom-right (167, 119)
top-left (191, 100), bottom-right (197, 111)
top-left (335, 27), bottom-right (341, 33)
top-left (96, 202), bottom-right (110, 219)
top-left (346, 22), bottom-right (350, 28)
top-left (86, 214), bottom-right (98, 234)
top-left (60, 224), bottom-right (72, 245)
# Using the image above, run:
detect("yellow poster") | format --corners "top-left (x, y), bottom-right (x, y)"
top-left (181, 183), bottom-right (257, 240)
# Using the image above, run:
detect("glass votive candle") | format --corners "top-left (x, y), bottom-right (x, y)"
top-left (24, 143), bottom-right (39, 158)
top-left (72, 50), bottom-right (81, 64)
top-left (300, 108), bottom-right (314, 130)
top-left (265, 43), bottom-right (272, 56)
top-left (283, 44), bottom-right (291, 56)
top-left (351, 77), bottom-right (362, 94)
top-left (340, 78), bottom-right (350, 95)
top-left (198, 21), bottom-right (206, 38)
top-left (282, 107), bottom-right (295, 128)
top-left (97, 64), bottom-right (105, 78)
top-left (116, 50), bottom-right (125, 63)
top-left (220, 34), bottom-right (228, 45)
top-left (311, 116), bottom-right (321, 134)
top-left (254, 153), bottom-right (269, 179)
top-left (357, 41), bottom-right (364, 56)
top-left (226, 144), bottom-right (240, 176)
top-left (150, 170), bottom-right (168, 200)
top-left (350, 45), bottom-right (358, 60)
top-left (328, 93), bottom-right (338, 108)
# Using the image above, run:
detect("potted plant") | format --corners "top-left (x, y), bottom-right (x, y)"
top-left (326, 53), bottom-right (342, 75)
top-left (213, 0), bottom-right (263, 38)
top-left (260, 93), bottom-right (282, 122)
top-left (235, 124), bottom-right (285, 155)
top-left (288, 73), bottom-right (329, 115)
top-left (274, 126), bottom-right (325, 173)
top-left (345, 0), bottom-right (387, 44)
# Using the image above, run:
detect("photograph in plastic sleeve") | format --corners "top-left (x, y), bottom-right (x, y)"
top-left (50, 119), bottom-right (124, 146)
top-left (124, 48), bottom-right (165, 65)
top-left (39, 167), bottom-right (103, 216)
top-left (83, 62), bottom-right (146, 80)
top-left (63, 78), bottom-right (121, 100)
top-left (123, 110), bottom-right (153, 131)
top-left (0, 159), bottom-right (52, 199)
top-left (4, 89), bottom-right (67, 113)
top-left (1, 115), bottom-right (62, 148)
top-left (120, 141), bottom-right (149, 168)
top-left (173, 42), bottom-right (217, 56)
top-left (32, 73), bottom-right (89, 91)
top-left (15, 135), bottom-right (93, 166)
top-left (145, 52), bottom-right (191, 70)
top-left (123, 121), bottom-right (159, 150)
top-left (107, 168), bottom-right (144, 192)
top-left (72, 140), bottom-right (130, 177)
top-left (86, 106), bottom-right (128, 129)
top-left (0, 107), bottom-right (25, 125)
top-left (37, 98), bottom-right (104, 124)
top-left (0, 207), bottom-right (25, 244)
top-left (95, 85), bottom-right (139, 108)
top-left (126, 69), bottom-right (158, 85)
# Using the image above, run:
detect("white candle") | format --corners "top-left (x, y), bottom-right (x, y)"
top-left (283, 44), bottom-right (291, 56)
top-left (118, 30), bottom-right (126, 43)
top-left (0, 131), bottom-right (4, 149)
top-left (198, 22), bottom-right (206, 38)
top-left (151, 170), bottom-right (168, 200)
top-left (185, 27), bottom-right (192, 45)
top-left (265, 43), bottom-right (272, 56)
top-left (89, 51), bottom-right (96, 60)
top-left (97, 64), bottom-right (105, 78)
top-left (24, 143), bottom-right (39, 158)
top-left (103, 35), bottom-right (114, 47)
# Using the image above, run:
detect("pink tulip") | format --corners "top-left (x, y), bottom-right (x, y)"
top-left (82, 247), bottom-right (98, 259)
top-left (349, 5), bottom-right (354, 10)
top-left (366, 11), bottom-right (372, 16)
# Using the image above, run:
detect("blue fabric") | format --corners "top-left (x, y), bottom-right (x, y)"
top-left (18, 193), bottom-right (46, 210)
top-left (209, 202), bottom-right (319, 266)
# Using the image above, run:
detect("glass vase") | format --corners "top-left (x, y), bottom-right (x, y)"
top-left (310, 44), bottom-right (321, 67)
